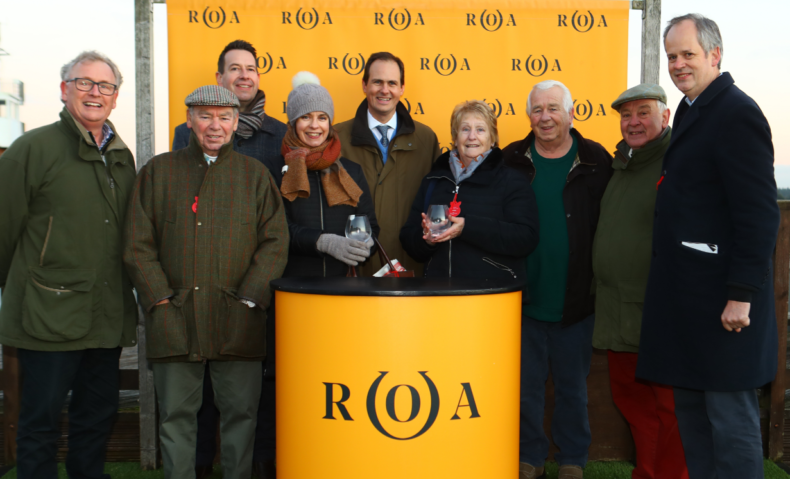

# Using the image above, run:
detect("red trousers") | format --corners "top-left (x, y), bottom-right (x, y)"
top-left (608, 351), bottom-right (689, 479)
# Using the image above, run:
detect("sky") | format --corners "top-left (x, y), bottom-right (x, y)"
top-left (1, 0), bottom-right (789, 185)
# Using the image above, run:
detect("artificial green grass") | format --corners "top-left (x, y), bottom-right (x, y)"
top-left (1, 460), bottom-right (788, 478)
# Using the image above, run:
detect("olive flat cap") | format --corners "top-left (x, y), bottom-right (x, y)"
top-left (611, 83), bottom-right (667, 111)
top-left (185, 85), bottom-right (240, 108)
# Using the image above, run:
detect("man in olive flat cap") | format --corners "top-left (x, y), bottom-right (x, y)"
top-left (123, 85), bottom-right (289, 479)
top-left (592, 84), bottom-right (689, 479)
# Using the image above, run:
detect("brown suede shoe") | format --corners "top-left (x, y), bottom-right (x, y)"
top-left (195, 465), bottom-right (213, 479)
top-left (519, 462), bottom-right (545, 479)
top-left (253, 459), bottom-right (277, 479)
top-left (558, 465), bottom-right (584, 479)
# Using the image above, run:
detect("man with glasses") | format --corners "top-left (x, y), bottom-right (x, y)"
top-left (172, 39), bottom-right (286, 479)
top-left (0, 51), bottom-right (137, 478)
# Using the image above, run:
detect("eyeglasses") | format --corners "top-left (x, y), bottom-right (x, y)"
top-left (65, 78), bottom-right (117, 96)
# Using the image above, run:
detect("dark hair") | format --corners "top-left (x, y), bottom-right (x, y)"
top-left (362, 52), bottom-right (405, 86)
top-left (217, 40), bottom-right (257, 73)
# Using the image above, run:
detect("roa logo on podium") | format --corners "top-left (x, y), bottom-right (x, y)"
top-left (322, 371), bottom-right (481, 440)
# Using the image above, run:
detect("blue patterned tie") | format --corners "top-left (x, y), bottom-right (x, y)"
top-left (375, 125), bottom-right (390, 148)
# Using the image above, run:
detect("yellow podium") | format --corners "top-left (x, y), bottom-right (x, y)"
top-left (272, 277), bottom-right (522, 478)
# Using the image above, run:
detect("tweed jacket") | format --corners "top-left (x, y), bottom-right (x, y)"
top-left (123, 133), bottom-right (289, 362)
top-left (0, 108), bottom-right (138, 351)
top-left (334, 100), bottom-right (441, 275)
top-left (173, 114), bottom-right (287, 175)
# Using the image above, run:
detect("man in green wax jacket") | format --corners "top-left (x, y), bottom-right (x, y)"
top-left (0, 51), bottom-right (138, 479)
top-left (592, 84), bottom-right (689, 479)
top-left (123, 85), bottom-right (288, 479)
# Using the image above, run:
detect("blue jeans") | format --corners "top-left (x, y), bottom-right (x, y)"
top-left (673, 388), bottom-right (763, 479)
top-left (519, 314), bottom-right (594, 467)
top-left (16, 347), bottom-right (121, 479)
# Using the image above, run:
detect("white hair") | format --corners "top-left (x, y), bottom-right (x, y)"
top-left (657, 100), bottom-right (668, 114)
top-left (527, 80), bottom-right (573, 114)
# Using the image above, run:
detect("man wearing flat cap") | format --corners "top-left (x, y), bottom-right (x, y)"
top-left (123, 85), bottom-right (288, 479)
top-left (592, 84), bottom-right (689, 479)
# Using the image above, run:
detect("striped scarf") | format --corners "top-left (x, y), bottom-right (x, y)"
top-left (236, 89), bottom-right (266, 139)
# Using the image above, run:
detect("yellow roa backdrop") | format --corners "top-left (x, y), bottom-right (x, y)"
top-left (167, 0), bottom-right (629, 152)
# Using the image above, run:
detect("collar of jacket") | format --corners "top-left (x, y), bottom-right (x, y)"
top-left (613, 126), bottom-right (671, 171)
top-left (427, 147), bottom-right (504, 186)
top-left (188, 129), bottom-right (236, 166)
top-left (671, 72), bottom-right (734, 141)
top-left (348, 99), bottom-right (416, 149)
top-left (513, 128), bottom-right (597, 175)
top-left (59, 107), bottom-right (130, 164)
top-left (260, 114), bottom-right (281, 135)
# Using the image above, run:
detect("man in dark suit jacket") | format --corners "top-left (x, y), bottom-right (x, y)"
top-left (637, 14), bottom-right (779, 479)
top-left (172, 39), bottom-right (286, 479)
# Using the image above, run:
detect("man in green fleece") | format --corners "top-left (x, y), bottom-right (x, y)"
top-left (592, 85), bottom-right (688, 479)
top-left (503, 80), bottom-right (613, 479)
top-left (0, 51), bottom-right (137, 479)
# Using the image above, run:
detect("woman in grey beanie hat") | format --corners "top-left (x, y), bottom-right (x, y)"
top-left (277, 72), bottom-right (379, 278)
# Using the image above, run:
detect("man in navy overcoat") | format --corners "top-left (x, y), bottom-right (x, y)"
top-left (637, 14), bottom-right (779, 479)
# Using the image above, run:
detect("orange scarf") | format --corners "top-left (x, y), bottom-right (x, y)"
top-left (280, 126), bottom-right (362, 207)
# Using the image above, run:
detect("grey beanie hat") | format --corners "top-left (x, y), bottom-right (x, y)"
top-left (286, 72), bottom-right (334, 125)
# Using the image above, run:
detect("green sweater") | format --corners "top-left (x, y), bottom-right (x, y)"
top-left (591, 127), bottom-right (671, 352)
top-left (524, 138), bottom-right (578, 323)
top-left (0, 108), bottom-right (138, 351)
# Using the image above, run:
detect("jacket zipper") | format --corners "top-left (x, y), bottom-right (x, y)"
top-left (40, 216), bottom-right (54, 266)
top-left (101, 153), bottom-right (116, 200)
top-left (482, 257), bottom-right (517, 278)
top-left (316, 171), bottom-right (326, 277)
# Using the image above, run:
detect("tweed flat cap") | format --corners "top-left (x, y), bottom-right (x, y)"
top-left (611, 84), bottom-right (667, 111)
top-left (185, 85), bottom-right (240, 108)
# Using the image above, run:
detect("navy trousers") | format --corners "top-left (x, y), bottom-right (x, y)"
top-left (16, 347), bottom-right (121, 479)
top-left (673, 388), bottom-right (764, 479)
top-left (519, 314), bottom-right (595, 467)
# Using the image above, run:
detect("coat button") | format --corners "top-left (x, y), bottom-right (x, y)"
top-left (194, 286), bottom-right (199, 290)
top-left (105, 219), bottom-right (109, 223)
top-left (566, 213), bottom-right (571, 218)
top-left (198, 222), bottom-right (202, 226)
top-left (408, 143), bottom-right (412, 146)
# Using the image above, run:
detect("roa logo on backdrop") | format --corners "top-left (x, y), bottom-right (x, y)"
top-left (255, 53), bottom-right (287, 75)
top-left (188, 7), bottom-right (240, 29)
top-left (374, 8), bottom-right (426, 31)
top-left (573, 99), bottom-right (607, 121)
top-left (466, 10), bottom-right (517, 32)
top-left (402, 99), bottom-right (425, 116)
top-left (323, 371), bottom-right (480, 440)
top-left (482, 99), bottom-right (517, 118)
top-left (282, 8), bottom-right (333, 30)
top-left (511, 56), bottom-right (562, 77)
top-left (558, 11), bottom-right (608, 33)
top-left (420, 55), bottom-right (471, 77)
top-left (328, 54), bottom-right (366, 76)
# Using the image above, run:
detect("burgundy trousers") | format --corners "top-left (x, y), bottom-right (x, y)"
top-left (608, 351), bottom-right (689, 479)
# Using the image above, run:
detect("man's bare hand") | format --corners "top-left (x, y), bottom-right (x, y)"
top-left (721, 300), bottom-right (750, 333)
top-left (156, 299), bottom-right (170, 306)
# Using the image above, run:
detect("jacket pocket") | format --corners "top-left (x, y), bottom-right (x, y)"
top-left (617, 280), bottom-right (647, 348)
top-left (220, 287), bottom-right (266, 358)
top-left (146, 289), bottom-right (191, 359)
top-left (22, 267), bottom-right (96, 342)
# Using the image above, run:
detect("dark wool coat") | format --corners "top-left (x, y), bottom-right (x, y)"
top-left (123, 133), bottom-right (289, 362)
top-left (335, 101), bottom-right (441, 275)
top-left (173, 115), bottom-right (287, 175)
top-left (637, 73), bottom-right (780, 391)
top-left (0, 108), bottom-right (138, 351)
top-left (399, 148), bottom-right (539, 305)
top-left (269, 157), bottom-right (380, 278)
top-left (502, 128), bottom-right (613, 327)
